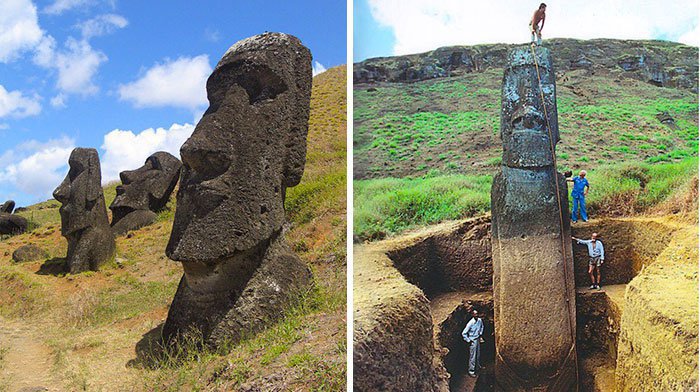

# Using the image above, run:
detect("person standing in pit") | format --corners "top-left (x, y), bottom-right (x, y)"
top-left (462, 308), bottom-right (484, 377)
top-left (573, 233), bottom-right (605, 290)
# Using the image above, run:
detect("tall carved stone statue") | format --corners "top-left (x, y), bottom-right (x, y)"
top-left (54, 148), bottom-right (116, 273)
top-left (162, 32), bottom-right (313, 346)
top-left (109, 151), bottom-right (182, 235)
top-left (491, 47), bottom-right (578, 390)
top-left (0, 200), bottom-right (28, 235)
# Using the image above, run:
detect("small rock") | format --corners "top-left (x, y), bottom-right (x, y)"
top-left (12, 244), bottom-right (48, 263)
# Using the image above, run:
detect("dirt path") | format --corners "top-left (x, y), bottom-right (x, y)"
top-left (0, 317), bottom-right (61, 392)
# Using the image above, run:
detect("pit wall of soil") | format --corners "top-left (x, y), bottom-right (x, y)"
top-left (354, 216), bottom-right (696, 391)
top-left (387, 216), bottom-right (491, 298)
top-left (353, 243), bottom-right (450, 392)
top-left (615, 224), bottom-right (698, 391)
top-left (571, 219), bottom-right (673, 286)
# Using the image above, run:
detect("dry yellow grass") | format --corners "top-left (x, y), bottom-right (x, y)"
top-left (0, 66), bottom-right (347, 391)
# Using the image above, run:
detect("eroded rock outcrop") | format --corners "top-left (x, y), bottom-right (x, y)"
top-left (354, 39), bottom-right (698, 91)
top-left (0, 200), bottom-right (28, 235)
top-left (490, 46), bottom-right (577, 390)
top-left (54, 148), bottom-right (115, 273)
top-left (109, 151), bottom-right (181, 235)
top-left (162, 32), bottom-right (313, 346)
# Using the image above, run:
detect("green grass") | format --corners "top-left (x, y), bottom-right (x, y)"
top-left (354, 157), bottom-right (698, 241)
top-left (354, 174), bottom-right (492, 240)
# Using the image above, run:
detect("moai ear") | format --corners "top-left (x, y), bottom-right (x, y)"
top-left (283, 126), bottom-right (308, 187)
top-left (86, 151), bottom-right (102, 203)
top-left (282, 51), bottom-right (312, 188)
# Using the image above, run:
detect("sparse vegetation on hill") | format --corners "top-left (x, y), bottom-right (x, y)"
top-left (0, 65), bottom-right (347, 391)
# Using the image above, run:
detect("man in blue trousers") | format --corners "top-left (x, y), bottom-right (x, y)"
top-left (568, 170), bottom-right (590, 222)
top-left (462, 308), bottom-right (484, 378)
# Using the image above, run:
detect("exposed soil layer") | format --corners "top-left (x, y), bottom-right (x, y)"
top-left (387, 217), bottom-right (491, 298)
top-left (354, 216), bottom-right (696, 391)
top-left (571, 219), bottom-right (674, 287)
top-left (354, 243), bottom-right (449, 392)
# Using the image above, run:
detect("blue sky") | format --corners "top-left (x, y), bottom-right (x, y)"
top-left (355, 0), bottom-right (699, 61)
top-left (0, 0), bottom-right (346, 206)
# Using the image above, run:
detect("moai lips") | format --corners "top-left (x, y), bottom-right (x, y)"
top-left (162, 32), bottom-right (313, 347)
top-left (54, 148), bottom-right (115, 273)
top-left (491, 47), bottom-right (578, 391)
top-left (109, 151), bottom-right (181, 235)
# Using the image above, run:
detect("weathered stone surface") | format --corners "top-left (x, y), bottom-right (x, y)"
top-left (354, 39), bottom-right (698, 91)
top-left (53, 148), bottom-right (115, 273)
top-left (12, 244), bottom-right (48, 262)
top-left (491, 46), bottom-right (577, 391)
top-left (1, 200), bottom-right (15, 213)
top-left (110, 151), bottom-right (181, 235)
top-left (163, 32), bottom-right (313, 346)
top-left (0, 199), bottom-right (28, 235)
top-left (0, 213), bottom-right (28, 235)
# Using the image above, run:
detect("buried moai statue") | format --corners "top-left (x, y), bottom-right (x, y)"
top-left (0, 200), bottom-right (28, 235)
top-left (491, 47), bottom-right (578, 390)
top-left (162, 32), bottom-right (313, 346)
top-left (54, 148), bottom-right (115, 273)
top-left (109, 151), bottom-right (182, 235)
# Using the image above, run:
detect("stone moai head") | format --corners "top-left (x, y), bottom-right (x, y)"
top-left (166, 32), bottom-right (312, 262)
top-left (53, 148), bottom-right (109, 235)
top-left (501, 47), bottom-right (559, 168)
top-left (0, 200), bottom-right (15, 214)
top-left (110, 151), bottom-right (182, 223)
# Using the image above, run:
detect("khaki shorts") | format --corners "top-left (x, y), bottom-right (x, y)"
top-left (589, 257), bottom-right (602, 267)
top-left (529, 22), bottom-right (541, 35)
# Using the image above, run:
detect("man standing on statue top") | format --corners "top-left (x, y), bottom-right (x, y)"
top-left (530, 3), bottom-right (546, 46)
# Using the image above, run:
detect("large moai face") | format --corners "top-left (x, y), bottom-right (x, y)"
top-left (501, 48), bottom-right (559, 168)
top-left (110, 151), bottom-right (182, 222)
top-left (166, 32), bottom-right (312, 262)
top-left (53, 148), bottom-right (106, 235)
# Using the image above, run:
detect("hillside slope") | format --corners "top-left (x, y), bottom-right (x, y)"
top-left (0, 65), bottom-right (347, 391)
top-left (354, 39), bottom-right (698, 180)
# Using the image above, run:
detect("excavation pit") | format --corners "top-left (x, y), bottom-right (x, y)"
top-left (354, 216), bottom-right (696, 392)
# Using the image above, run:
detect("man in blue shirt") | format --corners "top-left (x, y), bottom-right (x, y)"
top-left (568, 170), bottom-right (590, 222)
top-left (462, 308), bottom-right (484, 377)
top-left (573, 233), bottom-right (605, 289)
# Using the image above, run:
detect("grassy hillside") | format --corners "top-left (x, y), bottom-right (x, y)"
top-left (0, 65), bottom-right (346, 391)
top-left (354, 40), bottom-right (698, 241)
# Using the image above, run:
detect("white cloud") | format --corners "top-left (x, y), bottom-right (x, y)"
top-left (50, 93), bottom-right (66, 108)
top-left (34, 36), bottom-right (107, 95)
top-left (77, 13), bottom-right (128, 39)
top-left (367, 0), bottom-right (699, 56)
top-left (0, 136), bottom-right (75, 199)
top-left (44, 0), bottom-right (95, 15)
top-left (100, 123), bottom-right (194, 182)
top-left (0, 85), bottom-right (41, 118)
top-left (0, 0), bottom-right (43, 62)
top-left (312, 61), bottom-right (327, 76)
top-left (118, 56), bottom-right (211, 111)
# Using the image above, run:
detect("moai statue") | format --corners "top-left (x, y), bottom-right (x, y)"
top-left (109, 151), bottom-right (182, 235)
top-left (54, 148), bottom-right (116, 273)
top-left (0, 200), bottom-right (15, 213)
top-left (0, 200), bottom-right (28, 235)
top-left (491, 47), bottom-right (578, 390)
top-left (162, 32), bottom-right (313, 346)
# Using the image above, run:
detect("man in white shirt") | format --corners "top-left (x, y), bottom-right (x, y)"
top-left (462, 308), bottom-right (484, 377)
top-left (573, 233), bottom-right (605, 290)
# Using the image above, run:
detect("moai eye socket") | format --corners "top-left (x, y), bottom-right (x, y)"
top-left (208, 60), bottom-right (289, 105)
